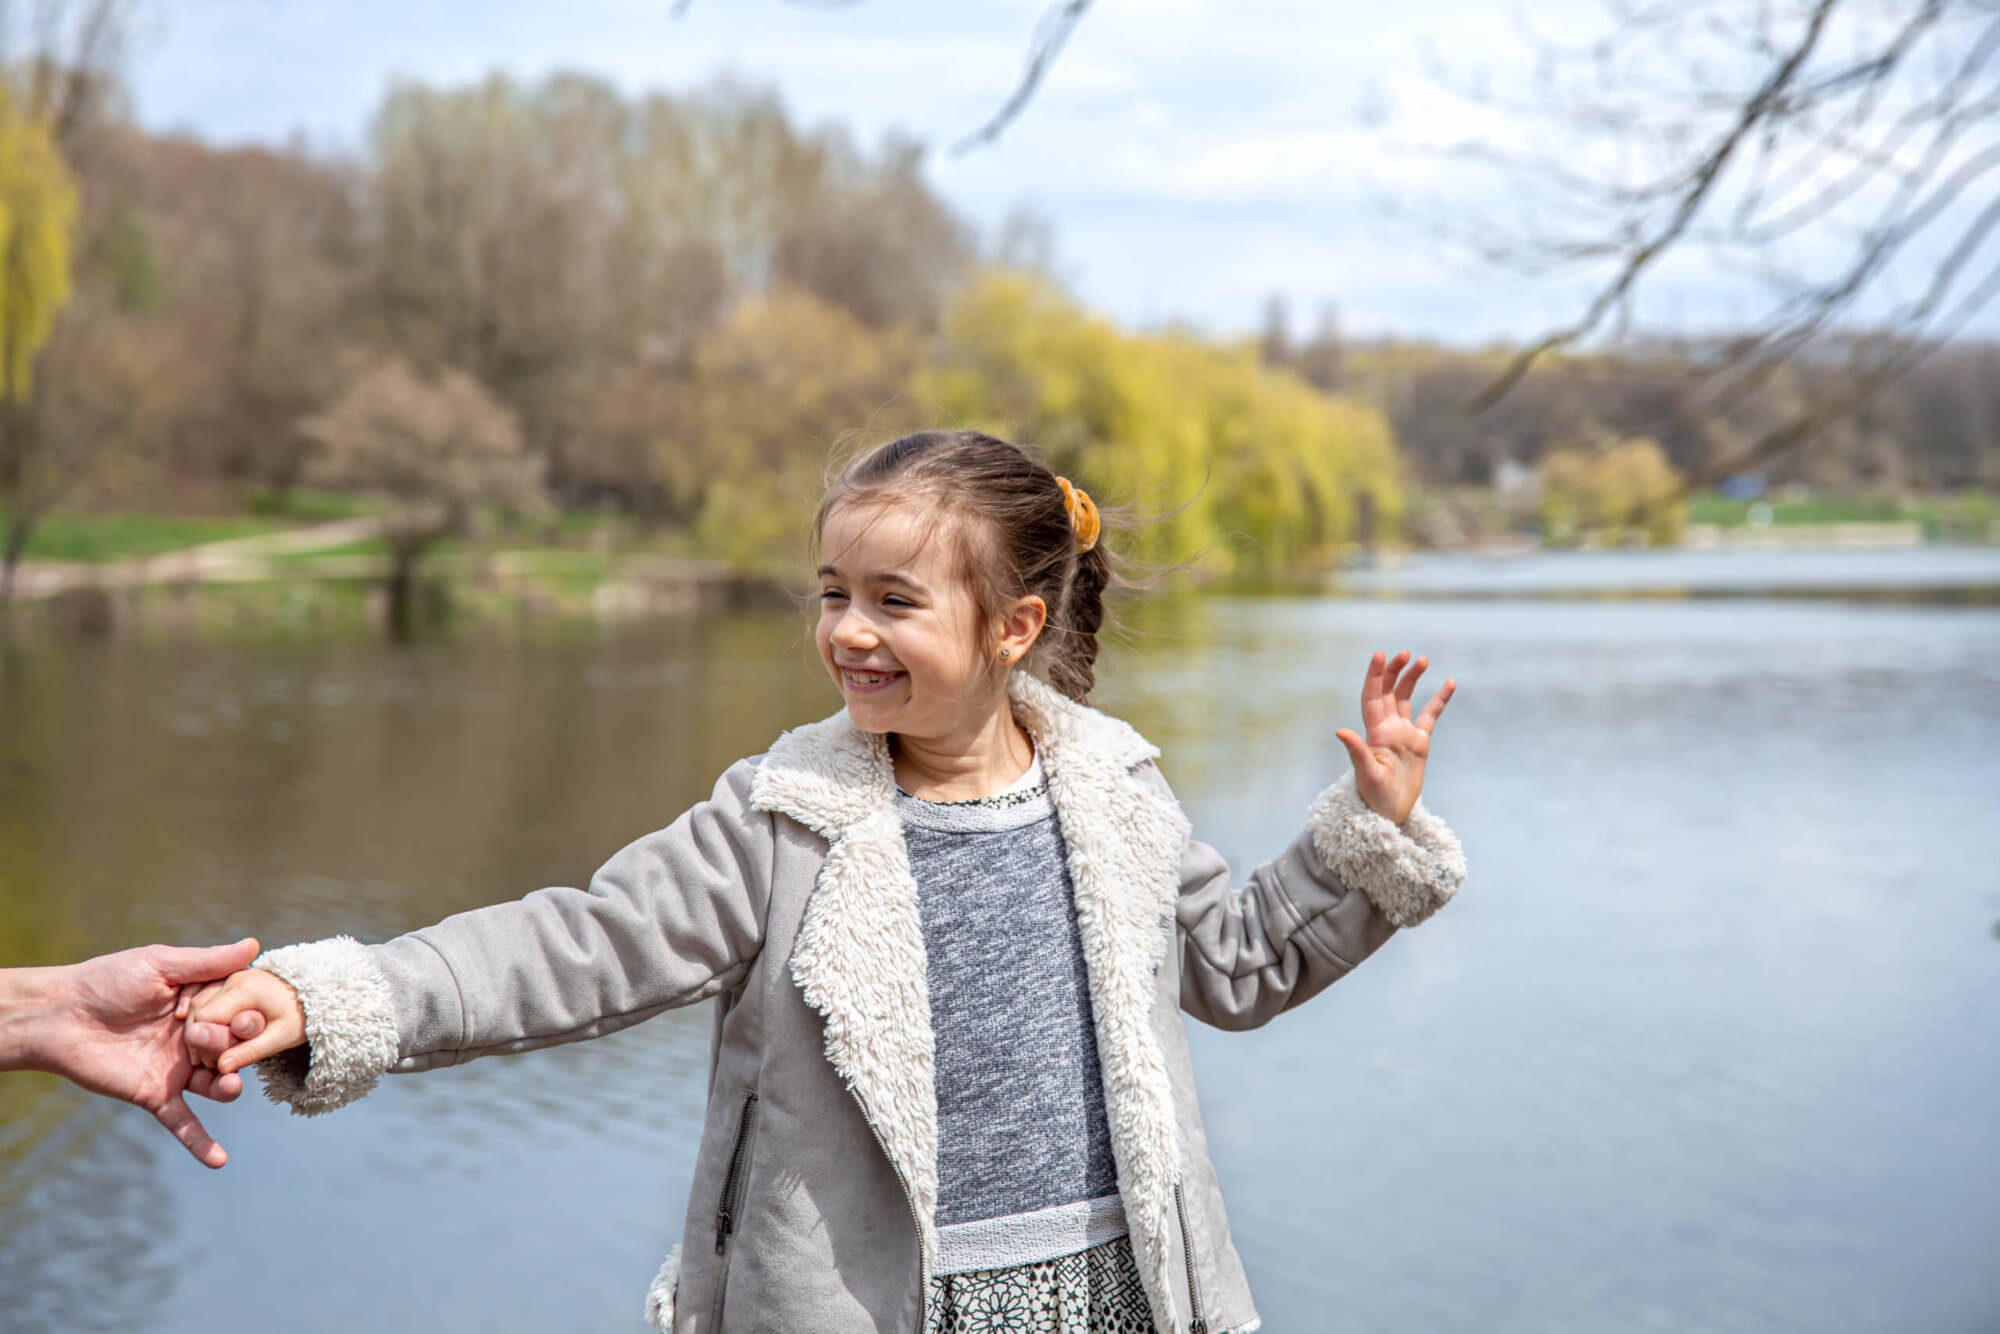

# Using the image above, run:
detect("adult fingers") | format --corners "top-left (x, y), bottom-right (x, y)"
top-left (187, 1066), bottom-right (245, 1103)
top-left (153, 938), bottom-right (261, 988)
top-left (185, 1019), bottom-right (234, 1066)
top-left (1415, 679), bottom-right (1457, 734)
top-left (154, 1093), bottom-right (228, 1169)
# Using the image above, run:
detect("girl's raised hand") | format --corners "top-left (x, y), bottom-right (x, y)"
top-left (1334, 650), bottom-right (1456, 825)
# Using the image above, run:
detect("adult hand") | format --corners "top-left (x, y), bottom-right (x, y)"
top-left (1334, 650), bottom-right (1456, 825)
top-left (9, 938), bottom-right (262, 1168)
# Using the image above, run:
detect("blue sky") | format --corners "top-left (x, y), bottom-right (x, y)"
top-left (124, 0), bottom-right (1994, 345)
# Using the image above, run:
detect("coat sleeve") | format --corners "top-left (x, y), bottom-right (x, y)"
top-left (248, 755), bottom-right (777, 1115)
top-left (1138, 759), bottom-right (1467, 1032)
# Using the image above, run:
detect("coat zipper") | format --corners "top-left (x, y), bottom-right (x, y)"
top-left (1174, 1176), bottom-right (1209, 1334)
top-left (713, 1091), bottom-right (759, 1255)
top-left (850, 1088), bottom-right (930, 1325)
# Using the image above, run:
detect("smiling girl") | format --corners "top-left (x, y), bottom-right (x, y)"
top-left (183, 429), bottom-right (1467, 1333)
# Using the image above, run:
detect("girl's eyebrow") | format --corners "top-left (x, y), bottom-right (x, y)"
top-left (815, 564), bottom-right (927, 593)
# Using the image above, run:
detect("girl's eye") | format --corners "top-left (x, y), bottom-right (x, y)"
top-left (818, 590), bottom-right (847, 602)
top-left (882, 596), bottom-right (913, 608)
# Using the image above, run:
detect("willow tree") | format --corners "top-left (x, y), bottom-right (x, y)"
top-left (0, 104), bottom-right (78, 601)
top-left (921, 272), bottom-right (1405, 578)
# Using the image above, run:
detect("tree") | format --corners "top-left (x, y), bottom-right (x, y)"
top-left (0, 100), bottom-right (79, 600)
top-left (888, 0), bottom-right (1996, 511)
top-left (362, 72), bottom-right (976, 507)
top-left (298, 360), bottom-right (550, 638)
top-left (1423, 0), bottom-right (1999, 510)
top-left (662, 285), bottom-right (921, 567)
top-left (1537, 437), bottom-right (1686, 547)
top-left (921, 271), bottom-right (1406, 577)
top-left (0, 0), bottom-right (137, 600)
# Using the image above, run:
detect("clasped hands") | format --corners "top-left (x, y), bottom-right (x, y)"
top-left (181, 968), bottom-right (305, 1080)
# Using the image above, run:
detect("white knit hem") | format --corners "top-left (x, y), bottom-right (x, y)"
top-left (934, 1194), bottom-right (1129, 1275)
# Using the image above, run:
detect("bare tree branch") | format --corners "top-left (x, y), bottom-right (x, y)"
top-left (1466, 0), bottom-right (1845, 412)
top-left (950, 0), bottom-right (1095, 154)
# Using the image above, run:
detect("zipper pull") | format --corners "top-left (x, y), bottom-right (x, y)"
top-left (714, 1209), bottom-right (733, 1254)
top-left (1189, 1321), bottom-right (1209, 1334)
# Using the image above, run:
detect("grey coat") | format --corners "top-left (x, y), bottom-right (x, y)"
top-left (252, 669), bottom-right (1467, 1334)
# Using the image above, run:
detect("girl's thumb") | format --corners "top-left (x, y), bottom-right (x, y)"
top-left (1335, 729), bottom-right (1369, 766)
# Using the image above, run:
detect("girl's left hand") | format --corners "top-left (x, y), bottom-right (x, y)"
top-left (1334, 650), bottom-right (1456, 825)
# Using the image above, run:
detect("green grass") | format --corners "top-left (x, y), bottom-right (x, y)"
top-left (5, 511), bottom-right (295, 563)
top-left (243, 487), bottom-right (376, 521)
top-left (1683, 491), bottom-right (1991, 527)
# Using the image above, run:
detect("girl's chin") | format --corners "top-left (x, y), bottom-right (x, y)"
top-left (836, 676), bottom-right (906, 717)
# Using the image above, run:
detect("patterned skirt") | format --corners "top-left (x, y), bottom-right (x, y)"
top-left (923, 1235), bottom-right (1155, 1334)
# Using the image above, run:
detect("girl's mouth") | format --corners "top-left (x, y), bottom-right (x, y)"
top-left (842, 668), bottom-right (905, 694)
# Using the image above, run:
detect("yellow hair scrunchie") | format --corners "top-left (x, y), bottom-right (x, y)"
top-left (1054, 476), bottom-right (1100, 554)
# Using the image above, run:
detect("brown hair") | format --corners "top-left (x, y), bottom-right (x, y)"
top-left (811, 429), bottom-right (1120, 702)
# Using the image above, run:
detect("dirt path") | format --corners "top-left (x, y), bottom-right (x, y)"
top-left (9, 517), bottom-right (390, 600)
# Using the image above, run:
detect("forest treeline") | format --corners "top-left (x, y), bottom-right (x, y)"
top-left (8, 68), bottom-right (1997, 586)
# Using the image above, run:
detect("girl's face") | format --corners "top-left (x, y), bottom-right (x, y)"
top-left (814, 500), bottom-right (1000, 738)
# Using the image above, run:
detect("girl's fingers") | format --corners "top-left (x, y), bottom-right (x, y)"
top-left (1415, 680), bottom-right (1457, 734)
top-left (216, 1020), bottom-right (304, 1076)
top-left (230, 1010), bottom-right (266, 1040)
top-left (185, 980), bottom-right (230, 1017)
top-left (1358, 651), bottom-right (1384, 719)
top-left (1363, 650), bottom-right (1407, 724)
top-left (1394, 657), bottom-right (1427, 712)
top-left (1376, 649), bottom-right (1408, 695)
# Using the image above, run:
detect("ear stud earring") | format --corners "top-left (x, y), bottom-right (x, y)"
top-left (999, 648), bottom-right (1012, 660)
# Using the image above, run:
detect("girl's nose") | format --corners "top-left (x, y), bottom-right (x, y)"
top-left (830, 611), bottom-right (877, 651)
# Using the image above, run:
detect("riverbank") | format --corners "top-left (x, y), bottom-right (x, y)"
top-left (5, 500), bottom-right (1995, 641)
top-left (1328, 542), bottom-right (2000, 602)
top-left (2, 506), bottom-right (797, 639)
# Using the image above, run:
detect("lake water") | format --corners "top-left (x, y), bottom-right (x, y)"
top-left (4, 548), bottom-right (1997, 1333)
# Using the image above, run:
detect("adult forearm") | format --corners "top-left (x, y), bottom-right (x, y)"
top-left (0, 965), bottom-right (67, 1072)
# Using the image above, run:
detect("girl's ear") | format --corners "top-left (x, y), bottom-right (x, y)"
top-left (994, 594), bottom-right (1048, 662)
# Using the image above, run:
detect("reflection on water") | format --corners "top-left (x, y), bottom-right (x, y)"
top-left (0, 1086), bottom-right (178, 1334)
top-left (3, 567), bottom-right (1997, 1333)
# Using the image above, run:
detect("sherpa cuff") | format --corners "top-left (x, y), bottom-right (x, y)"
top-left (1305, 772), bottom-right (1466, 928)
top-left (644, 1243), bottom-right (682, 1332)
top-left (251, 935), bottom-right (400, 1116)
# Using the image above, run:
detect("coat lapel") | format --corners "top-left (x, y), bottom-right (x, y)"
top-left (1009, 671), bottom-right (1194, 1331)
top-left (750, 712), bottom-right (942, 1257)
top-left (750, 671), bottom-right (1193, 1329)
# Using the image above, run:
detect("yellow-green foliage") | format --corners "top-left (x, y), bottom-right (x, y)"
top-left (1538, 437), bottom-right (1685, 546)
top-left (918, 272), bottom-right (1404, 577)
top-left (665, 286), bottom-right (923, 568)
top-left (0, 105), bottom-right (77, 396)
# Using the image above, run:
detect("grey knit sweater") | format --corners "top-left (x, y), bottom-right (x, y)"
top-left (893, 749), bottom-right (1127, 1275)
